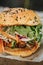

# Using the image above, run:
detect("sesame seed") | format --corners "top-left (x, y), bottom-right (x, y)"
top-left (29, 19), bottom-right (32, 21)
top-left (21, 9), bottom-right (23, 12)
top-left (16, 10), bottom-right (18, 13)
top-left (4, 19), bottom-right (6, 21)
top-left (20, 17), bottom-right (21, 19)
top-left (24, 9), bottom-right (25, 12)
top-left (16, 16), bottom-right (18, 18)
top-left (18, 9), bottom-right (21, 10)
top-left (4, 10), bottom-right (10, 14)
top-left (24, 16), bottom-right (25, 18)
top-left (15, 17), bottom-right (18, 21)
top-left (12, 12), bottom-right (15, 14)
top-left (36, 20), bottom-right (38, 22)
top-left (33, 21), bottom-right (35, 23)
top-left (34, 16), bottom-right (37, 19)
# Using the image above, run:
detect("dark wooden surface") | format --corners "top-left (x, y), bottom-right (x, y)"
top-left (0, 57), bottom-right (43, 65)
top-left (0, 0), bottom-right (25, 7)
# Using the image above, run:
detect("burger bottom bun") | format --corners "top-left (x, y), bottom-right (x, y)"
top-left (3, 42), bottom-right (40, 57)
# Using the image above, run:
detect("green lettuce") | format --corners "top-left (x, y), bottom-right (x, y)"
top-left (3, 24), bottom-right (42, 42)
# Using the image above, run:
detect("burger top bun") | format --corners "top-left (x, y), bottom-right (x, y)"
top-left (0, 8), bottom-right (40, 26)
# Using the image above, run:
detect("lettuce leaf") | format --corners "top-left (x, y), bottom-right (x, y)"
top-left (3, 24), bottom-right (42, 42)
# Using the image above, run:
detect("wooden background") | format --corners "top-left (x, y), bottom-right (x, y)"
top-left (0, 57), bottom-right (43, 65)
top-left (0, 0), bottom-right (43, 10)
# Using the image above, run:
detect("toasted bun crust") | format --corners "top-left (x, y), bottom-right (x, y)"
top-left (4, 43), bottom-right (40, 57)
top-left (0, 8), bottom-right (40, 26)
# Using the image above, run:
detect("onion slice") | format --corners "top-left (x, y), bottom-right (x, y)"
top-left (15, 31), bottom-right (23, 36)
top-left (0, 35), bottom-right (10, 43)
top-left (15, 31), bottom-right (34, 42)
top-left (20, 38), bottom-right (34, 42)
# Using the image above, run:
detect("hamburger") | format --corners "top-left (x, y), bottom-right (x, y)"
top-left (0, 8), bottom-right (42, 57)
